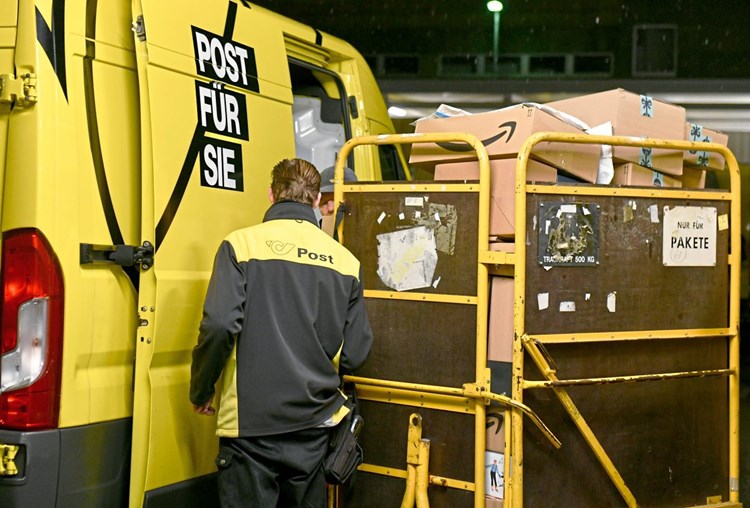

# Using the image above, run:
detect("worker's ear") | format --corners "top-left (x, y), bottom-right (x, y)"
top-left (312, 192), bottom-right (321, 209)
top-left (268, 187), bottom-right (275, 204)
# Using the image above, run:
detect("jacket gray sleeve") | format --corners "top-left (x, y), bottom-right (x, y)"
top-left (339, 266), bottom-right (373, 374)
top-left (190, 241), bottom-right (245, 406)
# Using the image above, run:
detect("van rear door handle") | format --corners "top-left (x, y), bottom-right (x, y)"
top-left (80, 241), bottom-right (154, 270)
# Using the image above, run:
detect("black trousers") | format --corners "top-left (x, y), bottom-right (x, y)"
top-left (216, 428), bottom-right (330, 508)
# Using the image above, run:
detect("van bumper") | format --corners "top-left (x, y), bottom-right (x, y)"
top-left (0, 428), bottom-right (60, 508)
top-left (0, 418), bottom-right (131, 507)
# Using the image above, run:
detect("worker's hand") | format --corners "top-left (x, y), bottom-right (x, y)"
top-left (193, 396), bottom-right (216, 416)
top-left (320, 199), bottom-right (335, 216)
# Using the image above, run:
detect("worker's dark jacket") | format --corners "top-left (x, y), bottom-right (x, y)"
top-left (190, 201), bottom-right (373, 437)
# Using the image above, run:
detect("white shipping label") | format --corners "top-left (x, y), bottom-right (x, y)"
top-left (405, 197), bottom-right (424, 207)
top-left (607, 292), bottom-right (617, 313)
top-left (560, 204), bottom-right (577, 214)
top-left (662, 206), bottom-right (717, 266)
top-left (559, 301), bottom-right (576, 312)
top-left (538, 293), bottom-right (549, 310)
top-left (649, 204), bottom-right (660, 223)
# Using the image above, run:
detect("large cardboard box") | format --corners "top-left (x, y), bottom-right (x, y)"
top-left (488, 276), bottom-right (514, 363)
top-left (546, 89), bottom-right (686, 175)
top-left (409, 104), bottom-right (600, 181)
top-left (612, 162), bottom-right (681, 188)
top-left (684, 123), bottom-right (728, 170)
top-left (435, 158), bottom-right (557, 238)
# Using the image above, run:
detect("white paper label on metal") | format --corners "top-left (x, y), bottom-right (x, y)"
top-left (559, 301), bottom-right (576, 312)
top-left (537, 293), bottom-right (549, 310)
top-left (662, 206), bottom-right (717, 266)
top-left (405, 196), bottom-right (424, 207)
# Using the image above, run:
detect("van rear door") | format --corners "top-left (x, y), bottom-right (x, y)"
top-left (129, 1), bottom-right (294, 505)
top-left (0, 1), bottom-right (20, 233)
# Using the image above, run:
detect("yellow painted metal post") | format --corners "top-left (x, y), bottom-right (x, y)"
top-left (510, 140), bottom-right (533, 508)
top-left (402, 414), bottom-right (423, 508)
top-left (723, 146), bottom-right (742, 503)
top-left (503, 408), bottom-right (512, 508)
top-left (415, 439), bottom-right (432, 508)
top-left (474, 133), bottom-right (492, 508)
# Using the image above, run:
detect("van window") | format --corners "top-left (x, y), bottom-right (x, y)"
top-left (378, 144), bottom-right (408, 181)
top-left (289, 60), bottom-right (353, 171)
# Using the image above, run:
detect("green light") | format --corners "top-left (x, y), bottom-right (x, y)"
top-left (487, 0), bottom-right (504, 13)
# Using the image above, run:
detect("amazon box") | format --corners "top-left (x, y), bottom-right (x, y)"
top-left (486, 406), bottom-right (506, 453)
top-left (612, 162), bottom-right (681, 188)
top-left (410, 104), bottom-right (600, 181)
top-left (434, 158), bottom-right (557, 238)
top-left (684, 123), bottom-right (728, 170)
top-left (547, 89), bottom-right (686, 175)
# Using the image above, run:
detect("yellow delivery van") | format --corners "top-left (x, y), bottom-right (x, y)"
top-left (0, 1), bottom-right (406, 506)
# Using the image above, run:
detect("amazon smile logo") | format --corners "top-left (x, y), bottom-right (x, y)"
top-left (266, 240), bottom-right (295, 255)
top-left (435, 121), bottom-right (517, 152)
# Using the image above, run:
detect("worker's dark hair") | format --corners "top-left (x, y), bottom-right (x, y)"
top-left (270, 158), bottom-right (321, 206)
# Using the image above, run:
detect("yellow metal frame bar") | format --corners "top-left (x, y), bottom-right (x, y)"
top-left (530, 328), bottom-right (733, 343)
top-left (356, 384), bottom-right (475, 414)
top-left (341, 182), bottom-right (480, 193)
top-left (345, 374), bottom-right (561, 449)
top-left (523, 368), bottom-right (733, 389)
top-left (364, 289), bottom-right (477, 305)
top-left (527, 183), bottom-right (732, 201)
top-left (511, 132), bottom-right (742, 507)
top-left (360, 463), bottom-right (477, 492)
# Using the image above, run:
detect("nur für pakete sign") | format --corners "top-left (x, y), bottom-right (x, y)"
top-left (663, 206), bottom-right (717, 266)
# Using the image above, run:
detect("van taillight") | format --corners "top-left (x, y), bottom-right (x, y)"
top-left (0, 229), bottom-right (64, 429)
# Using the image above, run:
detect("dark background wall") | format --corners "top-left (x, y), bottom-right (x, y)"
top-left (253, 0), bottom-right (750, 79)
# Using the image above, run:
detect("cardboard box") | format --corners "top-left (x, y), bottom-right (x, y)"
top-left (547, 89), bottom-right (686, 175)
top-left (435, 158), bottom-right (557, 238)
top-left (684, 123), bottom-right (728, 170)
top-left (486, 496), bottom-right (503, 508)
top-left (488, 277), bottom-right (514, 362)
top-left (489, 241), bottom-right (514, 252)
top-left (321, 215), bottom-right (335, 237)
top-left (682, 167), bottom-right (706, 189)
top-left (612, 162), bottom-right (681, 188)
top-left (410, 104), bottom-right (600, 181)
top-left (486, 410), bottom-right (505, 453)
top-left (485, 451), bottom-right (504, 499)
